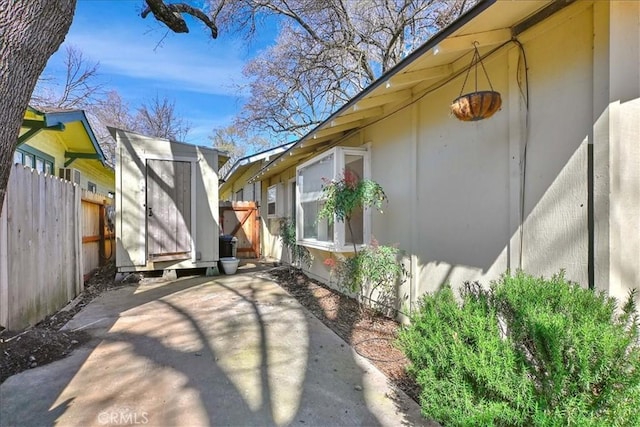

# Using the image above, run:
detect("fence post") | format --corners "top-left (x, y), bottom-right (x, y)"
top-left (99, 202), bottom-right (106, 266)
top-left (75, 184), bottom-right (83, 296)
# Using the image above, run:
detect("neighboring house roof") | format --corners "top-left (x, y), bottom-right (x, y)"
top-left (219, 142), bottom-right (295, 193)
top-left (22, 106), bottom-right (111, 169)
top-left (249, 0), bottom-right (561, 183)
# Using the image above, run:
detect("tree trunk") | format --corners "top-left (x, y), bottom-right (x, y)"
top-left (0, 0), bottom-right (77, 212)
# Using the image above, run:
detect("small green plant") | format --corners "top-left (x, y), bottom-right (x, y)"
top-left (332, 239), bottom-right (408, 315)
top-left (278, 217), bottom-right (312, 269)
top-left (397, 272), bottom-right (640, 426)
top-left (318, 169), bottom-right (406, 313)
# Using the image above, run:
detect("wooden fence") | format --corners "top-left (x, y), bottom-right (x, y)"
top-left (0, 164), bottom-right (114, 330)
top-left (81, 191), bottom-right (114, 281)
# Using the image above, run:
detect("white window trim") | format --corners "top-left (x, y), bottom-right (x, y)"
top-left (287, 177), bottom-right (296, 220)
top-left (267, 183), bottom-right (285, 218)
top-left (295, 146), bottom-right (371, 253)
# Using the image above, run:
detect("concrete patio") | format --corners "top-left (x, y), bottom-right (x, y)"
top-left (0, 265), bottom-right (428, 426)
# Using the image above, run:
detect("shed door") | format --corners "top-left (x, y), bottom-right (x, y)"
top-left (146, 160), bottom-right (192, 261)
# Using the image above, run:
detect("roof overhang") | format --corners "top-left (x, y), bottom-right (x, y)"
top-left (250, 0), bottom-right (570, 183)
top-left (21, 106), bottom-right (109, 169)
top-left (220, 142), bottom-right (295, 193)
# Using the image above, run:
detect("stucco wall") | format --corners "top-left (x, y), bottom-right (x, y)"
top-left (259, 1), bottom-right (639, 313)
top-left (260, 170), bottom-right (295, 262)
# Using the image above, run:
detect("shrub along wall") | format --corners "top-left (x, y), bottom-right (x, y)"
top-left (397, 272), bottom-right (640, 426)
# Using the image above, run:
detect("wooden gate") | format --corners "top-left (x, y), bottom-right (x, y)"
top-left (146, 159), bottom-right (192, 262)
top-left (81, 190), bottom-right (114, 281)
top-left (219, 201), bottom-right (260, 259)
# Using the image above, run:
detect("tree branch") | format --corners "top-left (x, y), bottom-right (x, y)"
top-left (142, 0), bottom-right (218, 39)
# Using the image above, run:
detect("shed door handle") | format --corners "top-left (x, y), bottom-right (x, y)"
top-left (148, 207), bottom-right (153, 217)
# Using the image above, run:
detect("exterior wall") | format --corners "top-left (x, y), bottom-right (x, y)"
top-left (259, 1), bottom-right (640, 313)
top-left (220, 163), bottom-right (263, 203)
top-left (19, 130), bottom-right (66, 168)
top-left (260, 170), bottom-right (295, 262)
top-left (115, 130), bottom-right (220, 272)
top-left (593, 0), bottom-right (640, 303)
top-left (19, 129), bottom-right (115, 195)
top-left (240, 181), bottom-right (261, 203)
top-left (72, 158), bottom-right (115, 196)
top-left (610, 97), bottom-right (640, 303)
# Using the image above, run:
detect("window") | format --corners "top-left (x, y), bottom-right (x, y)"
top-left (24, 153), bottom-right (34, 168)
top-left (267, 183), bottom-right (284, 218)
top-left (235, 188), bottom-right (244, 201)
top-left (87, 181), bottom-right (97, 193)
top-left (296, 146), bottom-right (370, 252)
top-left (14, 146), bottom-right (54, 174)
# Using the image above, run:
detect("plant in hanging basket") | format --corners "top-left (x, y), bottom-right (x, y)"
top-left (451, 90), bottom-right (502, 122)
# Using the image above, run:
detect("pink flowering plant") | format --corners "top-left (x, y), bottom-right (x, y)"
top-left (318, 169), bottom-right (407, 314)
top-left (318, 169), bottom-right (387, 253)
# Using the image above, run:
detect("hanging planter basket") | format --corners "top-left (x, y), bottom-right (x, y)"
top-left (451, 42), bottom-right (502, 122)
top-left (451, 90), bottom-right (502, 121)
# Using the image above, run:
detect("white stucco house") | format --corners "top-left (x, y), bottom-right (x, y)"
top-left (222, 0), bottom-right (640, 314)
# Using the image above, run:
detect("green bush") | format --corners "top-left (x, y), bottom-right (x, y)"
top-left (397, 272), bottom-right (640, 426)
top-left (278, 217), bottom-right (312, 269)
top-left (334, 242), bottom-right (407, 314)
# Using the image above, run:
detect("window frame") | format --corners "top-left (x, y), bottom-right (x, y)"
top-left (15, 145), bottom-right (54, 174)
top-left (287, 177), bottom-right (297, 222)
top-left (295, 146), bottom-right (371, 252)
top-left (266, 183), bottom-right (284, 219)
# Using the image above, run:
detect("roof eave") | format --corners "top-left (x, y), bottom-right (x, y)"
top-left (24, 106), bottom-right (109, 168)
top-left (251, 0), bottom-right (498, 182)
top-left (222, 142), bottom-right (295, 183)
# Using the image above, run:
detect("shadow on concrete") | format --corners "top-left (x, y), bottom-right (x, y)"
top-left (0, 266), bottom-right (423, 426)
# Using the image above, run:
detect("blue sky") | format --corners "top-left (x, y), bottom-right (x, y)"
top-left (41, 0), bottom-right (277, 147)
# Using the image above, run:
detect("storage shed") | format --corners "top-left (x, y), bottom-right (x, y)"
top-left (110, 128), bottom-right (226, 272)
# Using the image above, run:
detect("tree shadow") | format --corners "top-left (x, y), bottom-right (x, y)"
top-left (0, 270), bottom-right (415, 426)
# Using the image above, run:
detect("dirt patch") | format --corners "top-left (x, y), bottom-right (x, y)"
top-left (265, 266), bottom-right (420, 402)
top-left (0, 262), bottom-right (130, 384)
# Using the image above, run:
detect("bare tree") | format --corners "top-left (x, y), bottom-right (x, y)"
top-left (211, 126), bottom-right (249, 179)
top-left (212, 0), bottom-right (475, 138)
top-left (210, 124), bottom-right (270, 176)
top-left (0, 0), bottom-right (471, 211)
top-left (135, 95), bottom-right (192, 141)
top-left (31, 45), bottom-right (104, 109)
top-left (91, 90), bottom-right (137, 132)
top-left (0, 0), bottom-right (219, 212)
top-left (29, 45), bottom-right (194, 154)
